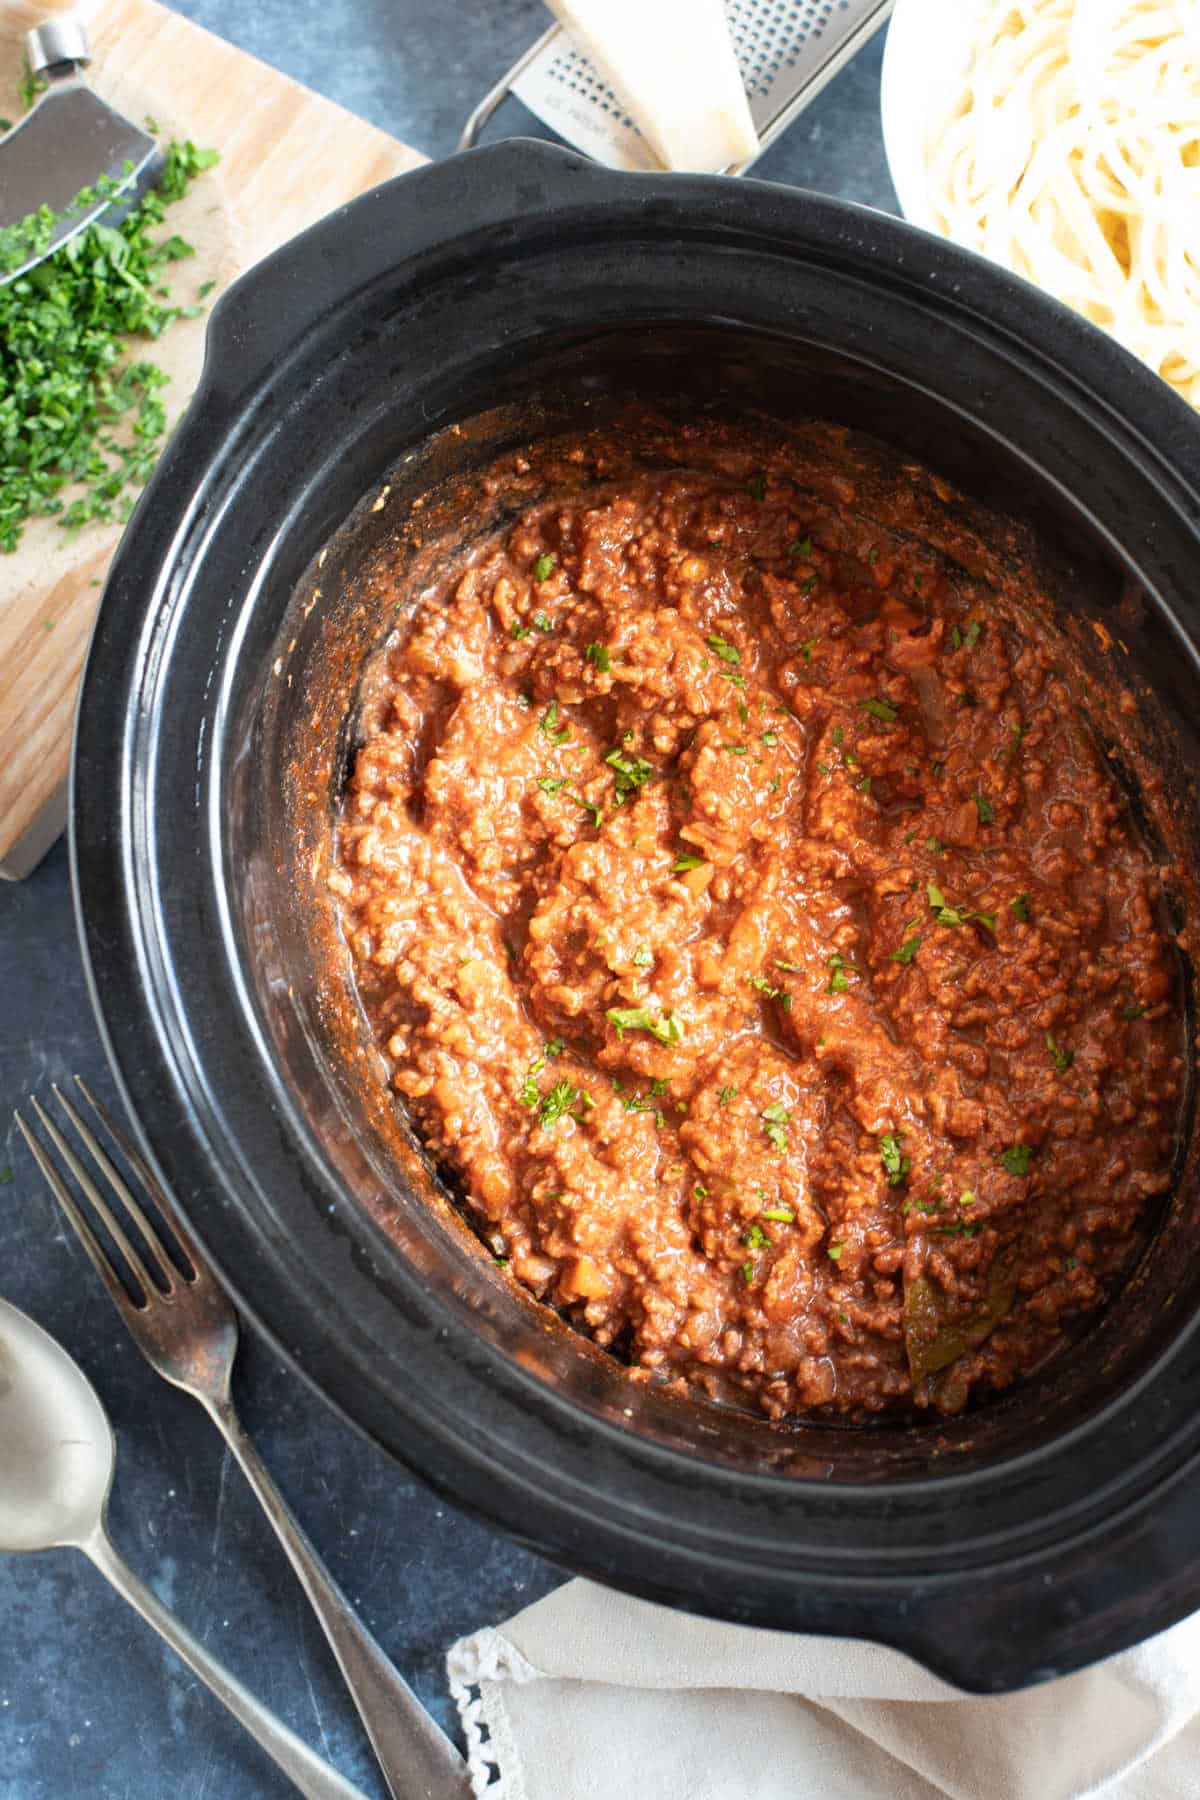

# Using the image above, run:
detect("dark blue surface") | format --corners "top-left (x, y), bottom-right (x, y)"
top-left (0, 9), bottom-right (896, 1796)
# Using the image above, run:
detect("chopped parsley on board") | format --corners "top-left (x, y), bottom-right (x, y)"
top-left (1, 140), bottom-right (221, 554)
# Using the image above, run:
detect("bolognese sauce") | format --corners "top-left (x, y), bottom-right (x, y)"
top-left (332, 424), bottom-right (1182, 1418)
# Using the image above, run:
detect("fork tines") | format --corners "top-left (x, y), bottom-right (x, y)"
top-left (14, 1079), bottom-right (197, 1316)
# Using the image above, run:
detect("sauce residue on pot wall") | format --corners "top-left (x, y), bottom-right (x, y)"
top-left (329, 419), bottom-right (1184, 1420)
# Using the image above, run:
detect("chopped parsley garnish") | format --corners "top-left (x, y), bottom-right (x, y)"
top-left (950, 620), bottom-right (982, 650)
top-left (761, 729), bottom-right (778, 748)
top-left (622, 1084), bottom-right (666, 1126)
top-left (585, 641), bottom-right (611, 672)
top-left (722, 743), bottom-right (748, 756)
top-left (747, 974), bottom-right (792, 1011)
top-left (606, 1006), bottom-right (683, 1045)
top-left (1121, 1002), bottom-right (1147, 1020)
top-left (673, 852), bottom-right (706, 872)
top-left (737, 700), bottom-right (749, 724)
top-left (604, 745), bottom-right (653, 803)
top-left (537, 1080), bottom-right (593, 1130)
top-left (533, 552), bottom-right (555, 581)
top-left (927, 881), bottom-right (995, 932)
top-left (800, 575), bottom-right (817, 595)
top-left (538, 701), bottom-right (570, 744)
top-left (747, 474), bottom-right (767, 501)
top-left (705, 634), bottom-right (742, 666)
top-left (761, 1101), bottom-right (791, 1153)
top-left (827, 1242), bottom-right (844, 1262)
top-left (741, 1260), bottom-right (756, 1283)
top-left (925, 836), bottom-right (944, 856)
top-left (694, 1182), bottom-right (709, 1198)
top-left (789, 535), bottom-right (813, 558)
top-left (860, 697), bottom-right (898, 723)
top-left (537, 774), bottom-right (602, 828)
top-left (826, 951), bottom-right (858, 994)
top-left (773, 959), bottom-right (804, 972)
top-left (518, 1038), bottom-right (566, 1109)
top-left (880, 1132), bottom-right (911, 1187)
top-left (511, 622), bottom-right (532, 639)
top-left (1000, 1144), bottom-right (1033, 1176)
top-left (1046, 1032), bottom-right (1074, 1074)
top-left (1010, 893), bottom-right (1031, 922)
top-left (632, 946), bottom-right (653, 968)
top-left (856, 775), bottom-right (873, 795)
top-left (742, 1222), bottom-right (772, 1250)
top-left (717, 1085), bottom-right (738, 1107)
top-left (975, 791), bottom-right (996, 825)
top-left (890, 935), bottom-right (921, 964)
top-left (1010, 720), bottom-right (1027, 752)
top-left (762, 1206), bottom-right (795, 1223)
top-left (816, 760), bottom-right (831, 776)
top-left (798, 639), bottom-right (815, 663)
top-left (533, 611), bottom-right (553, 633)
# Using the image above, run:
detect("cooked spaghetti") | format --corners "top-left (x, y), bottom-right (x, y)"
top-left (926, 0), bottom-right (1200, 406)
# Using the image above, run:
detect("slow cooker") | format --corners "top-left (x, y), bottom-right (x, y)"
top-left (73, 140), bottom-right (1200, 1692)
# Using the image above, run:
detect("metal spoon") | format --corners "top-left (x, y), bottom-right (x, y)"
top-left (0, 1296), bottom-right (369, 1800)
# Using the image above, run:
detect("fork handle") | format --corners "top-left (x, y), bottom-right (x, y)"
top-left (203, 1394), bottom-right (473, 1800)
top-left (83, 1528), bottom-right (370, 1800)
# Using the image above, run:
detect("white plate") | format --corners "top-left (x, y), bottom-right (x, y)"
top-left (880, 0), bottom-right (990, 231)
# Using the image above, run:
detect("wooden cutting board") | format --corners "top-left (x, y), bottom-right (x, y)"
top-left (0, 0), bottom-right (426, 878)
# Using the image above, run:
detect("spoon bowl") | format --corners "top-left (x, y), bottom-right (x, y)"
top-left (0, 1293), bottom-right (366, 1798)
top-left (0, 1297), bottom-right (113, 1553)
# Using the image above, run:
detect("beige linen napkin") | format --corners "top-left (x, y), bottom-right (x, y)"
top-left (448, 1580), bottom-right (1200, 1799)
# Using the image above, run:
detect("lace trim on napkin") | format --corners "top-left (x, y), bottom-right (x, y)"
top-left (448, 1626), bottom-right (540, 1798)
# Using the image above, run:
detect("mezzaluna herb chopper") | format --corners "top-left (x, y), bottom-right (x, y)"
top-left (0, 15), bottom-right (157, 284)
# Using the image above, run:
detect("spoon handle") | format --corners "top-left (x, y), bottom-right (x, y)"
top-left (82, 1528), bottom-right (371, 1800)
top-left (203, 1393), bottom-right (472, 1800)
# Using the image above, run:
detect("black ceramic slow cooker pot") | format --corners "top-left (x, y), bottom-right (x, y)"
top-left (74, 140), bottom-right (1200, 1693)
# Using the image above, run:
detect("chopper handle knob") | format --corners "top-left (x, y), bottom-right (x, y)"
top-left (25, 15), bottom-right (90, 81)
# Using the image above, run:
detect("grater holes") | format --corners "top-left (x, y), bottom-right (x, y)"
top-left (545, 46), bottom-right (637, 129)
top-left (520, 0), bottom-right (867, 146)
top-left (727, 0), bottom-right (844, 97)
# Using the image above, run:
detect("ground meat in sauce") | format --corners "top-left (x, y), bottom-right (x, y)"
top-left (333, 431), bottom-right (1183, 1420)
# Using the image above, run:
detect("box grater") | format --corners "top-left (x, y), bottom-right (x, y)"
top-left (460, 0), bottom-right (895, 172)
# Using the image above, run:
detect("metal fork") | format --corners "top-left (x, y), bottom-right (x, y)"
top-left (15, 1079), bottom-right (472, 1800)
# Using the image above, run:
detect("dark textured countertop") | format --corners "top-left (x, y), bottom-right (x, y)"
top-left (0, 9), bottom-right (896, 1795)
